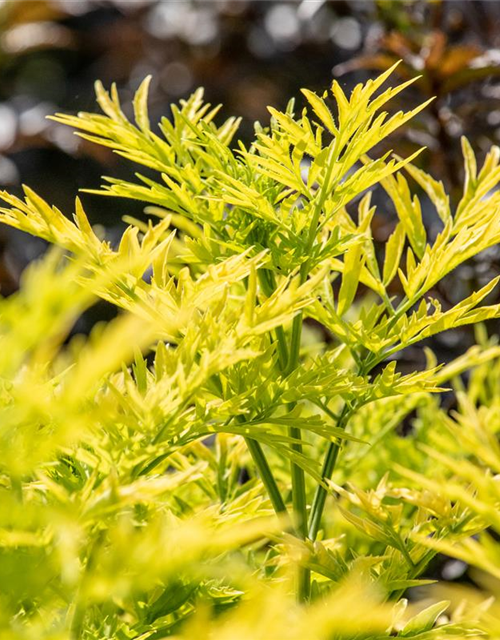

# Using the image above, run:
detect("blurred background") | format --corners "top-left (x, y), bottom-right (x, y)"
top-left (1, 0), bottom-right (500, 585)
top-left (1, 1), bottom-right (500, 378)
top-left (0, 0), bottom-right (499, 280)
top-left (0, 2), bottom-right (497, 318)
top-left (0, 1), bottom-right (499, 338)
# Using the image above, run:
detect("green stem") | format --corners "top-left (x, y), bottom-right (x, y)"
top-left (287, 309), bottom-right (308, 541)
top-left (275, 325), bottom-right (289, 371)
top-left (211, 367), bottom-right (288, 519)
top-left (308, 354), bottom-right (373, 540)
top-left (259, 269), bottom-right (288, 369)
top-left (283, 175), bottom-right (329, 599)
top-left (288, 420), bottom-right (307, 540)
top-left (287, 298), bottom-right (310, 601)
top-left (308, 403), bottom-right (350, 540)
top-left (232, 270), bottom-right (289, 519)
top-left (289, 420), bottom-right (310, 602)
top-left (308, 441), bottom-right (340, 541)
top-left (244, 436), bottom-right (288, 517)
top-left (263, 270), bottom-right (310, 599)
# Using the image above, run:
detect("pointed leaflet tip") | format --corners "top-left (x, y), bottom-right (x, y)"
top-left (133, 75), bottom-right (153, 134)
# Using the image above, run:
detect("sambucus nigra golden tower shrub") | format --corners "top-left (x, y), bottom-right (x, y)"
top-left (1, 63), bottom-right (500, 638)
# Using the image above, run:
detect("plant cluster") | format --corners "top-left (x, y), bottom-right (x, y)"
top-left (2, 64), bottom-right (500, 639)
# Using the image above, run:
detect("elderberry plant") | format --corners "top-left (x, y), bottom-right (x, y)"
top-left (0, 64), bottom-right (499, 638)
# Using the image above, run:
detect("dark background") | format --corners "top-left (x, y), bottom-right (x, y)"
top-left (1, 0), bottom-right (500, 351)
top-left (2, 1), bottom-right (500, 381)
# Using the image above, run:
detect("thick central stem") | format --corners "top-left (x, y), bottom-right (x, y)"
top-left (287, 312), bottom-right (310, 601)
top-left (286, 261), bottom-right (311, 602)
